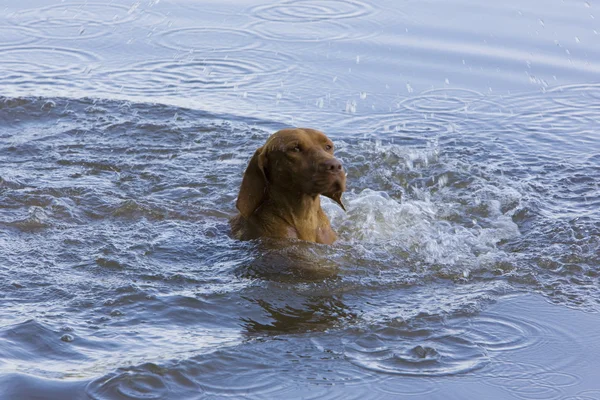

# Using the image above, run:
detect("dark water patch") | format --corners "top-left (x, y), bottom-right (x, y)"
top-left (0, 373), bottom-right (88, 400)
top-left (86, 363), bottom-right (181, 400)
top-left (1, 93), bottom-right (598, 397)
top-left (0, 319), bottom-right (89, 363)
top-left (85, 335), bottom-right (381, 400)
top-left (79, 295), bottom-right (591, 398)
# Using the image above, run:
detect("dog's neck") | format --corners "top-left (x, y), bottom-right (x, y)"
top-left (265, 186), bottom-right (322, 231)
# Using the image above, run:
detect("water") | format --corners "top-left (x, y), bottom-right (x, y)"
top-left (1, 0), bottom-right (599, 398)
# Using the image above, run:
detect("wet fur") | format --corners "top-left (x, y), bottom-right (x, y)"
top-left (230, 128), bottom-right (346, 245)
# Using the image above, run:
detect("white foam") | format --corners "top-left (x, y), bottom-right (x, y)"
top-left (324, 187), bottom-right (520, 271)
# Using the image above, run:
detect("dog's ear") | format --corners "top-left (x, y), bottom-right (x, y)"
top-left (236, 146), bottom-right (268, 218)
top-left (325, 191), bottom-right (346, 212)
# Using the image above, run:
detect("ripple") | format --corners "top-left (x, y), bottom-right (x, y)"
top-left (0, 26), bottom-right (40, 47)
top-left (375, 376), bottom-right (440, 397)
top-left (249, 19), bottom-right (380, 43)
top-left (0, 46), bottom-right (99, 80)
top-left (563, 390), bottom-right (600, 400)
top-left (505, 104), bottom-right (597, 136)
top-left (249, 0), bottom-right (376, 22)
top-left (12, 2), bottom-right (166, 40)
top-left (86, 365), bottom-right (171, 400)
top-left (496, 91), bottom-right (598, 157)
top-left (188, 350), bottom-right (286, 397)
top-left (398, 88), bottom-right (485, 114)
top-left (342, 302), bottom-right (573, 378)
top-left (96, 52), bottom-right (296, 95)
top-left (483, 361), bottom-right (577, 400)
top-left (335, 112), bottom-right (454, 140)
top-left (463, 313), bottom-right (544, 352)
top-left (546, 83), bottom-right (600, 109)
top-left (343, 324), bottom-right (489, 376)
top-left (155, 27), bottom-right (260, 53)
top-left (0, 319), bottom-right (86, 362)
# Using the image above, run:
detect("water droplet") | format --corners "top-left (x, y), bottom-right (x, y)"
top-left (345, 99), bottom-right (356, 113)
top-left (360, 91), bottom-right (367, 100)
top-left (444, 78), bottom-right (450, 85)
top-left (539, 19), bottom-right (545, 27)
top-left (332, 76), bottom-right (338, 83)
top-left (61, 334), bottom-right (74, 343)
top-left (356, 55), bottom-right (360, 64)
top-left (406, 82), bottom-right (413, 93)
top-left (128, 2), bottom-right (140, 14)
top-left (575, 36), bottom-right (581, 43)
top-left (585, 1), bottom-right (591, 7)
top-left (316, 98), bottom-right (324, 108)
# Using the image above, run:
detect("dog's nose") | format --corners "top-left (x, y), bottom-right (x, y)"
top-left (320, 158), bottom-right (343, 173)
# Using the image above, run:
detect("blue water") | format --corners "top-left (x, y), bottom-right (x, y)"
top-left (1, 0), bottom-right (599, 399)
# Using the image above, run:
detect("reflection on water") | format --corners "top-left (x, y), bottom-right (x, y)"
top-left (1, 0), bottom-right (600, 398)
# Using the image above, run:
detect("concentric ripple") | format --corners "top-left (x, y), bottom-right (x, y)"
top-left (462, 313), bottom-right (544, 352)
top-left (0, 46), bottom-right (99, 79)
top-left (0, 26), bottom-right (40, 47)
top-left (546, 83), bottom-right (600, 108)
top-left (398, 88), bottom-right (485, 113)
top-left (12, 2), bottom-right (166, 38)
top-left (7, 2), bottom-right (166, 43)
top-left (86, 365), bottom-right (172, 400)
top-left (248, 18), bottom-right (381, 43)
top-left (483, 361), bottom-right (582, 400)
top-left (343, 324), bottom-right (489, 376)
top-left (342, 304), bottom-right (572, 377)
top-left (249, 0), bottom-right (376, 22)
top-left (96, 52), bottom-right (296, 96)
top-left (155, 27), bottom-right (261, 53)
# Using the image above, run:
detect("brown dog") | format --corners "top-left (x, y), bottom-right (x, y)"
top-left (230, 128), bottom-right (346, 244)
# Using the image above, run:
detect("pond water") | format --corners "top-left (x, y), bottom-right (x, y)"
top-left (1, 0), bottom-right (599, 399)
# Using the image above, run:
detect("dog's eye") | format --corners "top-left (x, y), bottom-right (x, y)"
top-left (325, 144), bottom-right (333, 151)
top-left (290, 145), bottom-right (301, 152)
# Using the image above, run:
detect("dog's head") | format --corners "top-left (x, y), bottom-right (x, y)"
top-left (236, 128), bottom-right (346, 218)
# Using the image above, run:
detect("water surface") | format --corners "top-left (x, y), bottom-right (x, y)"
top-left (1, 0), bottom-right (599, 399)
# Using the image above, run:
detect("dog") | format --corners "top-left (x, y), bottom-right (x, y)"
top-left (230, 128), bottom-right (346, 245)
